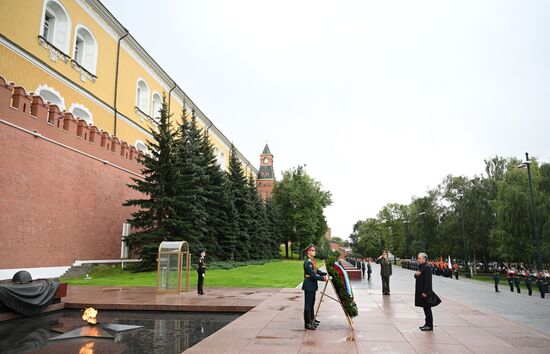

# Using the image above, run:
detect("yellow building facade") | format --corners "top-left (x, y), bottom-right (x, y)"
top-left (0, 0), bottom-right (257, 175)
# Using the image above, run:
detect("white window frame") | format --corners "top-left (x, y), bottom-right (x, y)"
top-left (72, 25), bottom-right (98, 75)
top-left (135, 78), bottom-right (150, 113)
top-left (36, 84), bottom-right (65, 110)
top-left (38, 0), bottom-right (71, 53)
top-left (69, 103), bottom-right (93, 125)
top-left (135, 140), bottom-right (148, 153)
top-left (151, 92), bottom-right (162, 120)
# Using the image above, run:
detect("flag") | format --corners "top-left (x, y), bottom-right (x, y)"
top-left (448, 256), bottom-right (452, 269)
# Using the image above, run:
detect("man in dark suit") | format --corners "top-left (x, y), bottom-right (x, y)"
top-left (415, 252), bottom-right (434, 331)
top-left (197, 249), bottom-right (206, 295)
top-left (302, 244), bottom-right (327, 330)
top-left (376, 250), bottom-right (392, 295)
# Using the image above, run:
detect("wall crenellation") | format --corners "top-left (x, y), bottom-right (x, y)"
top-left (0, 75), bottom-right (144, 169)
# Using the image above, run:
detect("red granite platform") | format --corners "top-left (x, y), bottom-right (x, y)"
top-left (63, 286), bottom-right (275, 312)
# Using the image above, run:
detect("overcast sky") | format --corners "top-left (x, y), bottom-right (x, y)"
top-left (104, 0), bottom-right (550, 239)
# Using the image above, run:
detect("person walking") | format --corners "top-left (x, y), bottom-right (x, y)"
top-left (376, 250), bottom-right (392, 295)
top-left (197, 249), bottom-right (206, 295)
top-left (492, 268), bottom-right (501, 292)
top-left (361, 258), bottom-right (366, 278)
top-left (367, 259), bottom-right (372, 281)
top-left (302, 244), bottom-right (327, 330)
top-left (415, 253), bottom-right (435, 331)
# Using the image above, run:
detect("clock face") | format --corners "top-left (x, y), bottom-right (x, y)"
top-left (263, 157), bottom-right (269, 164)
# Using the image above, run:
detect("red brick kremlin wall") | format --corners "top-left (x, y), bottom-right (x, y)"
top-left (0, 76), bottom-right (144, 269)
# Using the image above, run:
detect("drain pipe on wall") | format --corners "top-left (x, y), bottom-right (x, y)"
top-left (113, 29), bottom-right (129, 136)
top-left (167, 83), bottom-right (177, 122)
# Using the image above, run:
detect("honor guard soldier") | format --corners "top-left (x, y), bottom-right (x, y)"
top-left (197, 249), bottom-right (206, 295)
top-left (302, 244), bottom-right (327, 330)
top-left (512, 270), bottom-right (521, 294)
top-left (506, 268), bottom-right (514, 292)
top-left (524, 271), bottom-right (533, 296)
top-left (492, 268), bottom-right (501, 292)
top-left (535, 272), bottom-right (545, 298)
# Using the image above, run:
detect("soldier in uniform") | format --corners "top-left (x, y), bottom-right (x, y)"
top-left (492, 268), bottom-right (501, 292)
top-left (524, 270), bottom-right (533, 296)
top-left (361, 258), bottom-right (366, 278)
top-left (453, 262), bottom-right (459, 280)
top-left (302, 244), bottom-right (327, 330)
top-left (376, 250), bottom-right (392, 295)
top-left (506, 268), bottom-right (514, 292)
top-left (535, 272), bottom-right (545, 298)
top-left (197, 249), bottom-right (206, 295)
top-left (512, 270), bottom-right (521, 294)
top-left (367, 258), bottom-right (372, 281)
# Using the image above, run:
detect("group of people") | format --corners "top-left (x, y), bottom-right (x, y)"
top-left (492, 267), bottom-right (550, 298)
top-left (346, 257), bottom-right (373, 280)
top-left (401, 259), bottom-right (460, 280)
top-left (341, 250), bottom-right (436, 331)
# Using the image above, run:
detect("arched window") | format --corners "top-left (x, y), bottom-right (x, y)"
top-left (151, 92), bottom-right (162, 120)
top-left (40, 0), bottom-right (71, 53)
top-left (69, 103), bottom-right (93, 125)
top-left (36, 84), bottom-right (65, 110)
top-left (135, 140), bottom-right (148, 153)
top-left (136, 79), bottom-right (149, 113)
top-left (73, 25), bottom-right (98, 74)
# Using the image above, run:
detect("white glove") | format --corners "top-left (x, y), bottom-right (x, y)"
top-left (202, 273), bottom-right (205, 278)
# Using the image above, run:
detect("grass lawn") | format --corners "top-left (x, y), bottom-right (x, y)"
top-left (62, 260), bottom-right (307, 288)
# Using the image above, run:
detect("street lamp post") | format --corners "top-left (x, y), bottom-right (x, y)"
top-left (518, 152), bottom-right (542, 270)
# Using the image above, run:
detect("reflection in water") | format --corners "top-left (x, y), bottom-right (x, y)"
top-left (79, 341), bottom-right (95, 354)
top-left (0, 310), bottom-right (240, 354)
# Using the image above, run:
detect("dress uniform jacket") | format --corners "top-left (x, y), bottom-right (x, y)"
top-left (376, 258), bottom-right (392, 276)
top-left (302, 258), bottom-right (326, 291)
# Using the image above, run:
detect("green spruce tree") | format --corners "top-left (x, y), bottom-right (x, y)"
top-left (227, 145), bottom-right (251, 260)
top-left (173, 108), bottom-right (209, 254)
top-left (124, 95), bottom-right (179, 270)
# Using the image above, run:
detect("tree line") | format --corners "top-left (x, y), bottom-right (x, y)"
top-left (124, 96), bottom-right (332, 270)
top-left (350, 155), bottom-right (550, 270)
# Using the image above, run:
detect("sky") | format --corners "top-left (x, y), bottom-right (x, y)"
top-left (103, 0), bottom-right (550, 239)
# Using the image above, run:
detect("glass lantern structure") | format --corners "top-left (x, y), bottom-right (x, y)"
top-left (157, 241), bottom-right (190, 293)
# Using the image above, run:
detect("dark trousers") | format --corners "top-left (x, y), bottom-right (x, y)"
top-left (197, 273), bottom-right (204, 294)
top-left (367, 272), bottom-right (371, 281)
top-left (493, 277), bottom-right (500, 292)
top-left (304, 291), bottom-right (316, 325)
top-left (526, 282), bottom-right (532, 296)
top-left (538, 285), bottom-right (545, 298)
top-left (507, 279), bottom-right (513, 292)
top-left (514, 282), bottom-right (521, 293)
top-left (455, 271), bottom-right (459, 280)
top-left (362, 269), bottom-right (365, 278)
top-left (423, 306), bottom-right (433, 327)
top-left (381, 275), bottom-right (390, 294)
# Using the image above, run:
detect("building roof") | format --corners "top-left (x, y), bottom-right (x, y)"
top-left (262, 144), bottom-right (271, 155)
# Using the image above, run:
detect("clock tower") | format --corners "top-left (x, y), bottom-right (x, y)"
top-left (257, 144), bottom-right (275, 201)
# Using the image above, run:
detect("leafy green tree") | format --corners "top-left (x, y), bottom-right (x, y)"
top-left (124, 95), bottom-right (179, 270)
top-left (272, 166), bottom-right (332, 259)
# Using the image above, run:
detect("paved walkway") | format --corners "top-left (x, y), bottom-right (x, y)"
top-left (375, 265), bottom-right (550, 333)
top-left (185, 264), bottom-right (550, 353)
